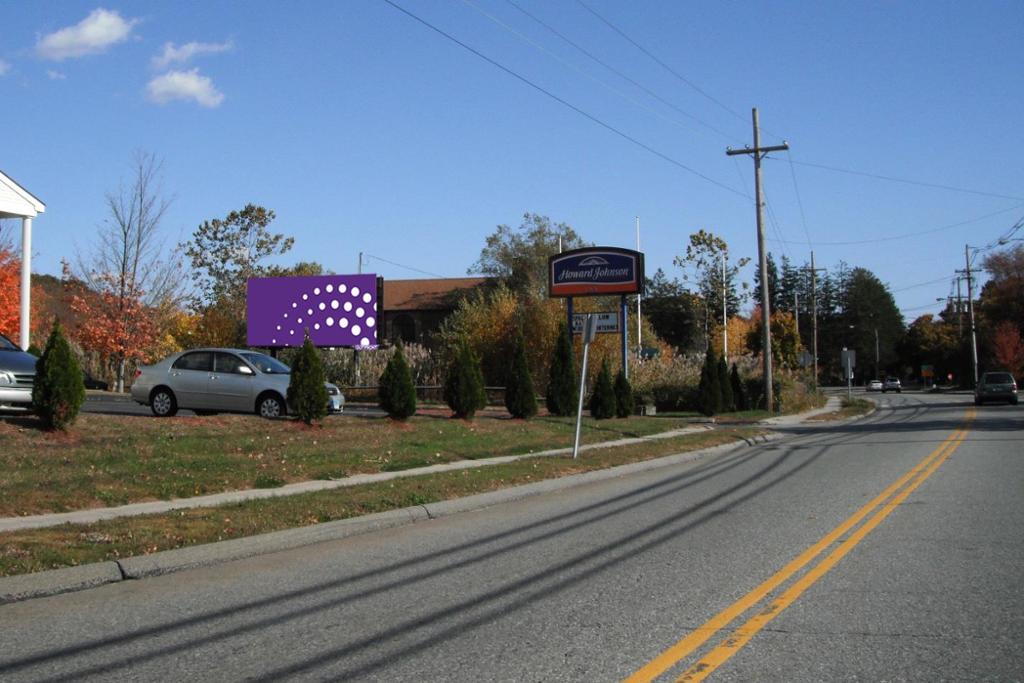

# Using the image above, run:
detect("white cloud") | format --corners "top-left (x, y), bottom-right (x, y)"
top-left (146, 69), bottom-right (224, 108)
top-left (36, 8), bottom-right (138, 61)
top-left (152, 40), bottom-right (232, 69)
top-left (0, 59), bottom-right (10, 76)
top-left (46, 69), bottom-right (67, 80)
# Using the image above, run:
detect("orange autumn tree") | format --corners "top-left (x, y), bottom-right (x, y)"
top-left (0, 245), bottom-right (18, 338)
top-left (65, 265), bottom-right (159, 389)
top-left (992, 321), bottom-right (1024, 376)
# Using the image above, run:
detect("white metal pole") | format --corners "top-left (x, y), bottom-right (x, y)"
top-left (572, 317), bottom-right (593, 460)
top-left (722, 250), bottom-right (728, 358)
top-left (19, 217), bottom-right (32, 350)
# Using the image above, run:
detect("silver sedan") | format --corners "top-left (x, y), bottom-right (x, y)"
top-left (130, 348), bottom-right (344, 417)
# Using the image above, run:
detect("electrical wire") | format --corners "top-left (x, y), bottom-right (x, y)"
top-left (460, 0), bottom-right (717, 139)
top-left (363, 253), bottom-right (446, 278)
top-left (768, 204), bottom-right (1024, 246)
top-left (771, 157), bottom-right (1024, 202)
top-left (890, 275), bottom-right (954, 293)
top-left (573, 0), bottom-right (751, 128)
top-left (785, 150), bottom-right (813, 249)
top-left (501, 0), bottom-right (741, 144)
top-left (381, 0), bottom-right (747, 198)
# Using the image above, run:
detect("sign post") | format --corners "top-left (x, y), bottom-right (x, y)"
top-left (572, 314), bottom-right (598, 459)
top-left (841, 348), bottom-right (857, 401)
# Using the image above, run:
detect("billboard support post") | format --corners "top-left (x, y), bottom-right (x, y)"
top-left (620, 294), bottom-right (628, 379)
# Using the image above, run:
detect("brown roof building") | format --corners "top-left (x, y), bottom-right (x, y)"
top-left (381, 277), bottom-right (491, 345)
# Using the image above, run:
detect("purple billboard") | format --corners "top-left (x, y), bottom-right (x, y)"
top-left (247, 274), bottom-right (379, 348)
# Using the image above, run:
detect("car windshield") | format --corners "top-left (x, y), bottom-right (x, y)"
top-left (240, 352), bottom-right (291, 374)
top-left (984, 373), bottom-right (1013, 384)
top-left (0, 335), bottom-right (21, 351)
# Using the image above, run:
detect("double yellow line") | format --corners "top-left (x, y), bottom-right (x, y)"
top-left (626, 410), bottom-right (975, 682)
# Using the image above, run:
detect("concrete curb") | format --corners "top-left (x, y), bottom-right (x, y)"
top-left (0, 561), bottom-right (124, 604)
top-left (0, 431), bottom-right (783, 603)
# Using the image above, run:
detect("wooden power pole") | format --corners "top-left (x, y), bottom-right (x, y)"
top-left (727, 109), bottom-right (788, 411)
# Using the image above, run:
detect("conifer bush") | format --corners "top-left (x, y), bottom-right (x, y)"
top-left (589, 359), bottom-right (617, 419)
top-left (504, 333), bottom-right (537, 419)
top-left (697, 346), bottom-right (722, 416)
top-left (731, 363), bottom-right (749, 411)
top-left (614, 368), bottom-right (634, 418)
top-left (378, 341), bottom-right (417, 420)
top-left (546, 323), bottom-right (576, 416)
top-left (32, 320), bottom-right (85, 431)
top-left (718, 354), bottom-right (734, 412)
top-left (444, 342), bottom-right (486, 419)
top-left (287, 333), bottom-right (328, 425)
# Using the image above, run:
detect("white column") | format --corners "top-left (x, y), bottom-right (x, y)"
top-left (20, 216), bottom-right (32, 350)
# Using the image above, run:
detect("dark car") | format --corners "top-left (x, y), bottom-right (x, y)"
top-left (82, 371), bottom-right (110, 391)
top-left (0, 333), bottom-right (37, 410)
top-left (974, 371), bottom-right (1018, 405)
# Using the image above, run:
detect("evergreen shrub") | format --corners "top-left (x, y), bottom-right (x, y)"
top-left (287, 333), bottom-right (329, 425)
top-left (718, 354), bottom-right (734, 412)
top-left (589, 359), bottom-right (617, 420)
top-left (546, 323), bottom-right (576, 416)
top-left (378, 341), bottom-right (417, 420)
top-left (731, 363), bottom-right (749, 411)
top-left (614, 368), bottom-right (634, 418)
top-left (31, 320), bottom-right (86, 431)
top-left (444, 342), bottom-right (486, 419)
top-left (697, 346), bottom-right (722, 416)
top-left (504, 333), bottom-right (537, 419)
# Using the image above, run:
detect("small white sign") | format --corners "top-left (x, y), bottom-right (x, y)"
top-left (572, 312), bottom-right (619, 334)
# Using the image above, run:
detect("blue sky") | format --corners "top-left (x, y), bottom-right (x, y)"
top-left (2, 1), bottom-right (1022, 319)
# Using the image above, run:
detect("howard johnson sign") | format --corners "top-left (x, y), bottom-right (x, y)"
top-left (548, 247), bottom-right (644, 298)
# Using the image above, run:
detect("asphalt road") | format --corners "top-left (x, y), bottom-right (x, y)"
top-left (1, 392), bottom-right (1020, 681)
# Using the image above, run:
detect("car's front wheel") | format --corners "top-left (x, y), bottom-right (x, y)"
top-left (150, 387), bottom-right (178, 417)
top-left (256, 392), bottom-right (286, 419)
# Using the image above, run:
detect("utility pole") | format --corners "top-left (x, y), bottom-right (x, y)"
top-left (964, 244), bottom-right (979, 386)
top-left (794, 291), bottom-right (799, 341)
top-left (809, 251), bottom-right (823, 390)
top-left (874, 327), bottom-right (880, 378)
top-left (722, 250), bottom-right (728, 358)
top-left (956, 276), bottom-right (963, 337)
top-left (727, 108), bottom-right (789, 411)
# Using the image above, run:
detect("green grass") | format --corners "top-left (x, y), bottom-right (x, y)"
top-left (0, 412), bottom-right (701, 516)
top-left (0, 427), bottom-right (761, 577)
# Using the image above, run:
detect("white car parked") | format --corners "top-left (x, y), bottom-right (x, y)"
top-left (131, 348), bottom-right (343, 417)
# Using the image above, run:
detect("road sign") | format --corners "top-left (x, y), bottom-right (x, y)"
top-left (841, 348), bottom-right (856, 378)
top-left (921, 364), bottom-right (934, 378)
top-left (571, 312), bottom-right (619, 334)
top-left (798, 351), bottom-right (814, 368)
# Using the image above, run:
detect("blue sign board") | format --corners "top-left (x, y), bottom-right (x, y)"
top-left (548, 247), bottom-right (644, 298)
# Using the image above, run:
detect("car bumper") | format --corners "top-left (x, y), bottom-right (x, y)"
top-left (0, 387), bottom-right (33, 407)
top-left (976, 391), bottom-right (1017, 401)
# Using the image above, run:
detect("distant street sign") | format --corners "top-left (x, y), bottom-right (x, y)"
top-left (798, 351), bottom-right (814, 368)
top-left (841, 348), bottom-right (856, 379)
top-left (571, 312), bottom-right (620, 334)
top-left (921, 364), bottom-right (934, 378)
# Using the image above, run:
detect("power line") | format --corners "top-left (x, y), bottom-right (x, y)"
top-left (772, 157), bottom-right (1024, 202)
top-left (460, 0), bottom-right (718, 139)
top-left (382, 0), bottom-right (747, 198)
top-left (364, 253), bottom-right (446, 278)
top-left (573, 0), bottom-right (751, 127)
top-left (767, 204), bottom-right (1024, 246)
top-left (501, 0), bottom-right (741, 143)
top-left (785, 150), bottom-right (813, 249)
top-left (890, 275), bottom-right (954, 293)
